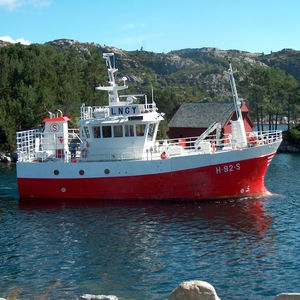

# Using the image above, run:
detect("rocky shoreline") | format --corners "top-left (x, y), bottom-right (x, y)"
top-left (1, 280), bottom-right (299, 299)
top-left (0, 152), bottom-right (17, 163)
top-left (278, 140), bottom-right (300, 153)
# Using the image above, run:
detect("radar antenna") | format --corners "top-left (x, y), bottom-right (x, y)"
top-left (95, 53), bottom-right (128, 105)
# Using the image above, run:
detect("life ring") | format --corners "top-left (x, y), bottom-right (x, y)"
top-left (160, 151), bottom-right (168, 160)
top-left (81, 148), bottom-right (88, 158)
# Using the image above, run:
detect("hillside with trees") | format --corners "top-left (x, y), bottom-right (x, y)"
top-left (0, 39), bottom-right (300, 151)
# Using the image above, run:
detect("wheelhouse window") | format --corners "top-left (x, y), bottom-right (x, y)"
top-left (83, 126), bottom-right (90, 138)
top-left (93, 126), bottom-right (101, 138)
top-left (136, 124), bottom-right (146, 137)
top-left (113, 125), bottom-right (123, 137)
top-left (124, 125), bottom-right (134, 137)
top-left (102, 126), bottom-right (112, 138)
top-left (147, 123), bottom-right (156, 141)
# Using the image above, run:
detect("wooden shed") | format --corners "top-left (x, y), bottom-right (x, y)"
top-left (168, 102), bottom-right (253, 139)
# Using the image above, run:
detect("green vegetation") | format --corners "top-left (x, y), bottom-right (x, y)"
top-left (239, 66), bottom-right (300, 131)
top-left (261, 49), bottom-right (300, 81)
top-left (283, 125), bottom-right (300, 144)
top-left (0, 43), bottom-right (107, 150)
top-left (0, 40), bottom-right (300, 151)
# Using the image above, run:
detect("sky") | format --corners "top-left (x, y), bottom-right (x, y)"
top-left (0, 0), bottom-right (299, 54)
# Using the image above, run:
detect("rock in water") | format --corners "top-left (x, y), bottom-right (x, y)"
top-left (79, 295), bottom-right (118, 300)
top-left (0, 153), bottom-right (11, 163)
top-left (168, 280), bottom-right (220, 300)
top-left (274, 294), bottom-right (300, 300)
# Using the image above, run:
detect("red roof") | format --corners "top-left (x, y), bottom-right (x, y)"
top-left (42, 116), bottom-right (70, 123)
top-left (241, 102), bottom-right (250, 112)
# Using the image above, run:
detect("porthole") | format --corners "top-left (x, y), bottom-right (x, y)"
top-left (104, 168), bottom-right (110, 175)
top-left (54, 169), bottom-right (59, 175)
top-left (79, 170), bottom-right (85, 176)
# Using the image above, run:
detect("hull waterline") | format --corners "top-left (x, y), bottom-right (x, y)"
top-left (17, 146), bottom-right (278, 201)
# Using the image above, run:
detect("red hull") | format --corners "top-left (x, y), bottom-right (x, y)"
top-left (17, 153), bottom-right (273, 201)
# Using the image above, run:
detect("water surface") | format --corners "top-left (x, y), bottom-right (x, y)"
top-left (0, 154), bottom-right (300, 299)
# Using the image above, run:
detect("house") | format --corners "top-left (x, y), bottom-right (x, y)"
top-left (168, 102), bottom-right (253, 139)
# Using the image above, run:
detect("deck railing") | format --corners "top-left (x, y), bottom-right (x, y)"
top-left (16, 129), bottom-right (282, 163)
top-left (155, 130), bottom-right (282, 153)
top-left (16, 129), bottom-right (42, 162)
top-left (16, 129), bottom-right (81, 162)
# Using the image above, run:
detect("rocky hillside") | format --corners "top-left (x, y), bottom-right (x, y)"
top-left (2, 38), bottom-right (299, 98)
top-left (261, 48), bottom-right (300, 81)
top-left (43, 39), bottom-right (299, 101)
top-left (1, 38), bottom-right (299, 151)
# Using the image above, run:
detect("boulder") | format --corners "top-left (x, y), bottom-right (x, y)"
top-left (0, 153), bottom-right (11, 163)
top-left (4, 156), bottom-right (11, 163)
top-left (79, 295), bottom-right (118, 300)
top-left (274, 294), bottom-right (300, 300)
top-left (168, 280), bottom-right (220, 300)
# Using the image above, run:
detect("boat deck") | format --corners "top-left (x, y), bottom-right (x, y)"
top-left (16, 129), bottom-right (282, 163)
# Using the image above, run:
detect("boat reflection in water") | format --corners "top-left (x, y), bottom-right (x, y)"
top-left (15, 197), bottom-right (277, 299)
top-left (19, 197), bottom-right (272, 238)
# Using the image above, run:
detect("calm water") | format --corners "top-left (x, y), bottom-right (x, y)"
top-left (1, 154), bottom-right (300, 300)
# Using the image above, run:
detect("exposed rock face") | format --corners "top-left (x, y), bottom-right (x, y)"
top-left (168, 280), bottom-right (221, 300)
top-left (0, 40), bottom-right (12, 47)
top-left (47, 39), bottom-right (125, 58)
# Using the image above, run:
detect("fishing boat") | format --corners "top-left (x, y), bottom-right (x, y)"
top-left (16, 53), bottom-right (282, 200)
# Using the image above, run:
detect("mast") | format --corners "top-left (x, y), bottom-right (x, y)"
top-left (228, 63), bottom-right (248, 147)
top-left (228, 63), bottom-right (243, 121)
top-left (95, 53), bottom-right (127, 105)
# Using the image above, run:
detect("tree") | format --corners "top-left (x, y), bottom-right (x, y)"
top-left (283, 75), bottom-right (299, 130)
top-left (242, 65), bottom-right (299, 132)
top-left (241, 66), bottom-right (269, 132)
top-left (0, 43), bottom-right (110, 151)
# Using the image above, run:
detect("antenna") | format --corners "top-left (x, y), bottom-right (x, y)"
top-left (151, 85), bottom-right (154, 103)
top-left (95, 53), bottom-right (128, 105)
top-left (228, 63), bottom-right (242, 120)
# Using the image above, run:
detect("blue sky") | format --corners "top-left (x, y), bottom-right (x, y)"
top-left (0, 0), bottom-right (299, 53)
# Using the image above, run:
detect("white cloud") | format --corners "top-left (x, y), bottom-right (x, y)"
top-left (0, 0), bottom-right (50, 10)
top-left (0, 35), bottom-right (30, 45)
top-left (0, 0), bottom-right (22, 10)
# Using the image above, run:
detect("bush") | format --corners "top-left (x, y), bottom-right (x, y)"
top-left (283, 125), bottom-right (300, 144)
